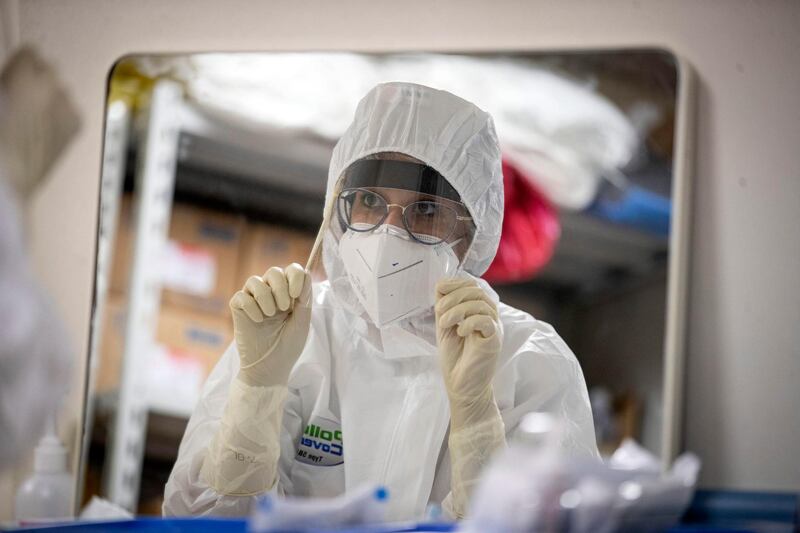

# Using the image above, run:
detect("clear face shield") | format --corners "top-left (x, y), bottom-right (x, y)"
top-left (307, 154), bottom-right (476, 328)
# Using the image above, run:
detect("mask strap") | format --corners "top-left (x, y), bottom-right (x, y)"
top-left (438, 236), bottom-right (463, 250)
top-left (434, 237), bottom-right (466, 272)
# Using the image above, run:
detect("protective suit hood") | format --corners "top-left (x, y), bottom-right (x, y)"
top-left (323, 82), bottom-right (504, 279)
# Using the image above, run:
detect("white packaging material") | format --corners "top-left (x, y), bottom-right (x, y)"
top-left (147, 53), bottom-right (637, 210)
top-left (79, 496), bottom-right (133, 520)
top-left (249, 484), bottom-right (389, 532)
top-left (461, 415), bottom-right (700, 533)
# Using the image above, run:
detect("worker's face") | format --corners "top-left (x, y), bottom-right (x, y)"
top-left (343, 186), bottom-right (474, 261)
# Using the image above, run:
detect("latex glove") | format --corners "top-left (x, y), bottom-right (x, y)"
top-left (230, 263), bottom-right (313, 387)
top-left (201, 263), bottom-right (312, 496)
top-left (435, 277), bottom-right (507, 519)
top-left (435, 277), bottom-right (503, 430)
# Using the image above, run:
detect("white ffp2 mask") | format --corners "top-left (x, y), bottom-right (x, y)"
top-left (339, 225), bottom-right (460, 327)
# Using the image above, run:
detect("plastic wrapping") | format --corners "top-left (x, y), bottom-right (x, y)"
top-left (164, 82), bottom-right (598, 521)
top-left (250, 485), bottom-right (388, 532)
top-left (79, 497), bottom-right (133, 521)
top-left (462, 418), bottom-right (700, 533)
top-left (151, 53), bottom-right (637, 210)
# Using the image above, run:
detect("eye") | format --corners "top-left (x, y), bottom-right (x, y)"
top-left (360, 191), bottom-right (382, 209)
top-left (411, 201), bottom-right (440, 216)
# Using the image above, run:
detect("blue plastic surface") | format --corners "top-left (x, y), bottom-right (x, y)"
top-left (671, 489), bottom-right (799, 533)
top-left (13, 518), bottom-right (247, 532)
top-left (12, 490), bottom-right (797, 532)
top-left (12, 518), bottom-right (456, 533)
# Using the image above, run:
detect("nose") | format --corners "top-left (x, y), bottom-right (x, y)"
top-left (384, 204), bottom-right (405, 229)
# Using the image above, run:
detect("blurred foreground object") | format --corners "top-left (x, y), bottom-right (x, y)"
top-left (79, 496), bottom-right (133, 521)
top-left (14, 414), bottom-right (73, 523)
top-left (0, 46), bottom-right (79, 469)
top-left (0, 46), bottom-right (81, 198)
top-left (462, 413), bottom-right (700, 533)
top-left (249, 485), bottom-right (388, 532)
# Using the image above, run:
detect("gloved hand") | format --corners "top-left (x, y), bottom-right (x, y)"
top-left (435, 277), bottom-right (507, 519)
top-left (230, 263), bottom-right (313, 387)
top-left (201, 263), bottom-right (312, 496)
top-left (435, 277), bottom-right (502, 430)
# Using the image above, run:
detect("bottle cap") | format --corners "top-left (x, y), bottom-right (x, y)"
top-left (33, 434), bottom-right (68, 473)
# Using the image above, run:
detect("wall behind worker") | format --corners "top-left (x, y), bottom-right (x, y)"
top-left (4, 0), bottom-right (799, 519)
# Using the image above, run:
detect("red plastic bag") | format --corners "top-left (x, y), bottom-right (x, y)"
top-left (483, 159), bottom-right (560, 284)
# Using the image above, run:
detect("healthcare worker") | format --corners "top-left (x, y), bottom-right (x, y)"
top-left (0, 47), bottom-right (79, 469)
top-left (163, 82), bottom-right (598, 520)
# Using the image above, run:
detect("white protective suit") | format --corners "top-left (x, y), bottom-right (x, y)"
top-left (163, 82), bottom-right (598, 520)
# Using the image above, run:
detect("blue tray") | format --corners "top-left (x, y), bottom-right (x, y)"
top-left (13, 518), bottom-right (455, 533)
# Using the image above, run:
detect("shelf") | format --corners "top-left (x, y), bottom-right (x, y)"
top-left (128, 100), bottom-right (670, 298)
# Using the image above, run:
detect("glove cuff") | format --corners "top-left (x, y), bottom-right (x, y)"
top-left (448, 388), bottom-right (500, 432)
top-left (445, 408), bottom-right (507, 518)
top-left (201, 379), bottom-right (288, 495)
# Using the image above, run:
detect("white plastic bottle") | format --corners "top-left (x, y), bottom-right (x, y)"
top-left (15, 415), bottom-right (74, 524)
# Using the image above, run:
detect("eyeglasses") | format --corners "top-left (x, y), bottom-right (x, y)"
top-left (337, 187), bottom-right (472, 245)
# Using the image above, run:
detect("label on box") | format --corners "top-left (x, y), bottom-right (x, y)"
top-left (184, 325), bottom-right (227, 349)
top-left (147, 344), bottom-right (205, 415)
top-left (160, 240), bottom-right (217, 296)
top-left (199, 221), bottom-right (238, 242)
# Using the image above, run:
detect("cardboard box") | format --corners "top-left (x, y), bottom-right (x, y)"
top-left (155, 304), bottom-right (232, 374)
top-left (148, 305), bottom-right (233, 415)
top-left (237, 223), bottom-right (315, 285)
top-left (161, 203), bottom-right (246, 315)
top-left (94, 296), bottom-right (232, 397)
top-left (109, 198), bottom-right (245, 315)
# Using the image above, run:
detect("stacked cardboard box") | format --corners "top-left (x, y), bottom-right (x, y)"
top-left (237, 222), bottom-right (315, 282)
top-left (95, 295), bottom-right (233, 397)
top-left (109, 198), bottom-right (246, 315)
top-left (160, 203), bottom-right (246, 316)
